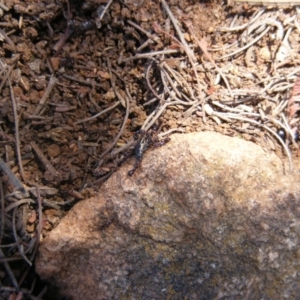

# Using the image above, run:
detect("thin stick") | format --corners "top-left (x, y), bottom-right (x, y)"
top-left (75, 101), bottom-right (120, 125)
top-left (98, 0), bottom-right (114, 21)
top-left (33, 75), bottom-right (57, 116)
top-left (0, 2), bottom-right (9, 11)
top-left (161, 0), bottom-right (195, 62)
top-left (0, 248), bottom-right (19, 290)
top-left (158, 128), bottom-right (185, 137)
top-left (36, 286), bottom-right (48, 299)
top-left (143, 95), bottom-right (161, 106)
top-left (94, 60), bottom-right (130, 170)
top-left (12, 207), bottom-right (32, 266)
top-left (158, 1), bottom-right (206, 121)
top-left (142, 100), bottom-right (184, 131)
top-left (4, 199), bottom-right (35, 213)
top-left (30, 186), bottom-right (42, 262)
top-left (62, 73), bottom-right (108, 88)
top-left (160, 68), bottom-right (197, 105)
top-left (0, 28), bottom-right (16, 51)
top-left (219, 27), bottom-right (270, 60)
top-left (0, 241), bottom-right (22, 248)
top-left (221, 114), bottom-right (293, 171)
top-left (111, 99), bottom-right (184, 158)
top-left (94, 91), bottom-right (129, 171)
top-left (0, 157), bottom-right (25, 193)
top-left (127, 20), bottom-right (161, 43)
top-left (0, 64), bottom-right (13, 94)
top-left (162, 61), bottom-right (195, 99)
top-left (119, 48), bottom-right (180, 63)
top-left (160, 63), bottom-right (198, 103)
top-left (0, 179), bottom-right (4, 244)
top-left (42, 199), bottom-right (60, 210)
top-left (219, 8), bottom-right (265, 32)
top-left (145, 60), bottom-right (164, 102)
top-left (0, 256), bottom-right (23, 262)
top-left (281, 112), bottom-right (298, 148)
top-left (160, 65), bottom-right (183, 99)
top-left (111, 139), bottom-right (135, 157)
top-left (8, 79), bottom-right (25, 183)
top-left (30, 141), bottom-right (59, 178)
top-left (184, 23), bottom-right (233, 97)
top-left (53, 21), bottom-right (74, 53)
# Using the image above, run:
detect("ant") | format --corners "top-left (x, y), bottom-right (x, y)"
top-left (60, 56), bottom-right (74, 69)
top-left (128, 126), bottom-right (170, 176)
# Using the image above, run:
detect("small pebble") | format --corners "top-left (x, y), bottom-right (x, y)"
top-left (26, 223), bottom-right (35, 233)
top-left (23, 144), bottom-right (32, 153)
top-left (27, 210), bottom-right (37, 224)
top-left (259, 47), bottom-right (271, 60)
top-left (47, 144), bottom-right (61, 158)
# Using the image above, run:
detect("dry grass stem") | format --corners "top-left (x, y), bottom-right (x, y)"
top-left (33, 75), bottom-right (57, 116)
top-left (120, 49), bottom-right (181, 63)
top-left (97, 0), bottom-right (114, 22)
top-left (127, 20), bottom-right (161, 43)
top-left (94, 61), bottom-right (130, 171)
top-left (0, 248), bottom-right (19, 291)
top-left (29, 186), bottom-right (42, 263)
top-left (0, 158), bottom-right (25, 193)
top-left (161, 0), bottom-right (196, 62)
top-left (145, 61), bottom-right (164, 102)
top-left (4, 199), bottom-right (34, 213)
top-left (75, 101), bottom-right (120, 125)
top-left (220, 27), bottom-right (270, 60)
top-left (0, 64), bottom-right (14, 94)
top-left (160, 0), bottom-right (206, 121)
top-left (30, 141), bottom-right (58, 179)
top-left (12, 207), bottom-right (32, 266)
top-left (185, 23), bottom-right (233, 97)
top-left (0, 179), bottom-right (4, 244)
top-left (8, 79), bottom-right (25, 183)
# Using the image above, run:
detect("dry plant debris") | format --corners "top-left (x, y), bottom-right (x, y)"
top-left (0, 0), bottom-right (300, 298)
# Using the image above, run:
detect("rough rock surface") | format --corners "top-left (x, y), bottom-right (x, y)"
top-left (36, 132), bottom-right (300, 299)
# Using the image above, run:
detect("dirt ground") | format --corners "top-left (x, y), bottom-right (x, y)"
top-left (1, 0), bottom-right (300, 298)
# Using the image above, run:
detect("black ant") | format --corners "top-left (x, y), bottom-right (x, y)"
top-left (60, 56), bottom-right (74, 69)
top-left (128, 126), bottom-right (170, 176)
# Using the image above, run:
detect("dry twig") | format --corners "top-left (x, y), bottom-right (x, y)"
top-left (12, 207), bottom-right (31, 266)
top-left (158, 0), bottom-right (206, 121)
top-left (30, 141), bottom-right (59, 179)
top-left (0, 179), bottom-right (4, 244)
top-left (8, 79), bottom-right (25, 183)
top-left (0, 248), bottom-right (19, 291)
top-left (33, 75), bottom-right (58, 116)
top-left (94, 59), bottom-right (130, 172)
top-left (0, 158), bottom-right (25, 193)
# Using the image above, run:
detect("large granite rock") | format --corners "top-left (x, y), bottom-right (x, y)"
top-left (36, 131), bottom-right (300, 299)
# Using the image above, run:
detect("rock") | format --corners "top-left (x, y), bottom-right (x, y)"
top-left (35, 132), bottom-right (300, 299)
